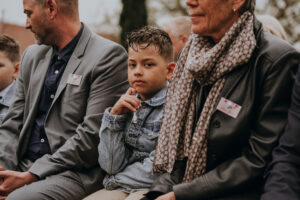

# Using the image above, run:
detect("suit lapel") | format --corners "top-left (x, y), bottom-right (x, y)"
top-left (30, 48), bottom-right (53, 109)
top-left (52, 25), bottom-right (92, 104)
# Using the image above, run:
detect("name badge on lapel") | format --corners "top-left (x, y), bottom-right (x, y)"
top-left (67, 74), bottom-right (82, 86)
top-left (216, 97), bottom-right (242, 119)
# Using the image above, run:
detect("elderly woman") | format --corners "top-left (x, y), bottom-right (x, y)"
top-left (143, 0), bottom-right (300, 200)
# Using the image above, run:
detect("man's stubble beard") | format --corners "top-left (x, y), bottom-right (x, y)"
top-left (32, 13), bottom-right (54, 45)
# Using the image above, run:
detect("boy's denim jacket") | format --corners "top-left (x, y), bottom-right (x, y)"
top-left (0, 81), bottom-right (17, 124)
top-left (98, 87), bottom-right (166, 192)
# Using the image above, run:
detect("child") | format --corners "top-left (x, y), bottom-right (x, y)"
top-left (85, 27), bottom-right (175, 200)
top-left (0, 34), bottom-right (20, 124)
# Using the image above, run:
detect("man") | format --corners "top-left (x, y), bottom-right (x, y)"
top-left (0, 0), bottom-right (128, 199)
top-left (261, 64), bottom-right (300, 200)
top-left (163, 16), bottom-right (191, 61)
top-left (0, 34), bottom-right (20, 124)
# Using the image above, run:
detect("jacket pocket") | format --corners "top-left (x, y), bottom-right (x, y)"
top-left (142, 121), bottom-right (161, 139)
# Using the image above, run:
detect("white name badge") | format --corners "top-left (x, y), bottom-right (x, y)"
top-left (216, 97), bottom-right (242, 119)
top-left (67, 74), bottom-right (82, 86)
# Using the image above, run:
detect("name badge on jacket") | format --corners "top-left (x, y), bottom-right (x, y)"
top-left (67, 74), bottom-right (82, 86)
top-left (216, 97), bottom-right (242, 118)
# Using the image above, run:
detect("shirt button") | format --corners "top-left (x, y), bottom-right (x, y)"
top-left (54, 70), bottom-right (59, 74)
top-left (57, 56), bottom-right (61, 60)
top-left (50, 94), bottom-right (55, 99)
top-left (41, 139), bottom-right (45, 143)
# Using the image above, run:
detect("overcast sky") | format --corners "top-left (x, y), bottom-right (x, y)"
top-left (0, 0), bottom-right (121, 26)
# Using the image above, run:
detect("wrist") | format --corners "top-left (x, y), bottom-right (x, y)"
top-left (22, 172), bottom-right (38, 184)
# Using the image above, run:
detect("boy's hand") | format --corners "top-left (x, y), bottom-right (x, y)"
top-left (110, 88), bottom-right (141, 115)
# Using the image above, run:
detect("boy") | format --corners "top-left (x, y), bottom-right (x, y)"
top-left (84, 27), bottom-right (175, 200)
top-left (0, 34), bottom-right (20, 124)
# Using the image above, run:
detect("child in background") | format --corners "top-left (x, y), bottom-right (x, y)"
top-left (0, 34), bottom-right (20, 124)
top-left (84, 26), bottom-right (174, 200)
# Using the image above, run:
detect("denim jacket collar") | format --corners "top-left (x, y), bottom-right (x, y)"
top-left (0, 81), bottom-right (16, 107)
top-left (138, 86), bottom-right (167, 107)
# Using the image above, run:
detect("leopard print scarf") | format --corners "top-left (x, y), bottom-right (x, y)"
top-left (153, 12), bottom-right (256, 182)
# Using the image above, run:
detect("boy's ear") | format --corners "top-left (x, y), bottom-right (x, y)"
top-left (166, 62), bottom-right (175, 81)
top-left (13, 63), bottom-right (19, 79)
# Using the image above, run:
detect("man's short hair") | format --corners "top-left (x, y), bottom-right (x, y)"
top-left (34, 0), bottom-right (78, 18)
top-left (165, 16), bottom-right (191, 38)
top-left (239, 0), bottom-right (256, 15)
top-left (127, 26), bottom-right (174, 62)
top-left (0, 34), bottom-right (20, 63)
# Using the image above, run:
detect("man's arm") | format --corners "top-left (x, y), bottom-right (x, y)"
top-left (261, 64), bottom-right (300, 200)
top-left (28, 44), bottom-right (129, 179)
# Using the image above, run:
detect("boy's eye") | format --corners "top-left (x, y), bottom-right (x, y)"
top-left (128, 63), bottom-right (136, 68)
top-left (145, 63), bottom-right (154, 67)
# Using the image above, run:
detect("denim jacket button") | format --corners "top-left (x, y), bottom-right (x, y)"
top-left (148, 131), bottom-right (153, 137)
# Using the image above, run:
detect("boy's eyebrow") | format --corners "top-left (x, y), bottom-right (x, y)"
top-left (142, 58), bottom-right (155, 62)
top-left (128, 58), bottom-right (155, 61)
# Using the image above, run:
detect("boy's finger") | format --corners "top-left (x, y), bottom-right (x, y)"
top-left (126, 87), bottom-right (136, 95)
top-left (123, 96), bottom-right (141, 108)
top-left (130, 88), bottom-right (137, 95)
top-left (121, 100), bottom-right (137, 112)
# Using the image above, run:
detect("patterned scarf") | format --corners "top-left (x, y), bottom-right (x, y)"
top-left (153, 12), bottom-right (256, 182)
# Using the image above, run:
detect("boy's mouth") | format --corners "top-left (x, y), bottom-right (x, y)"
top-left (133, 80), bottom-right (146, 86)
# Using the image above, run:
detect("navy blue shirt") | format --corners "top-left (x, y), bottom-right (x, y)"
top-left (24, 25), bottom-right (84, 161)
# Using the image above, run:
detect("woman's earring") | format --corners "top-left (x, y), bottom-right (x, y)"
top-left (233, 8), bottom-right (237, 12)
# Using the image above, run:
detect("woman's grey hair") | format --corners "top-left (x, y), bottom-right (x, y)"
top-left (239, 0), bottom-right (256, 15)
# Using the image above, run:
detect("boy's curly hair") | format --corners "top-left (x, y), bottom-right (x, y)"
top-left (127, 26), bottom-right (174, 62)
top-left (0, 34), bottom-right (20, 63)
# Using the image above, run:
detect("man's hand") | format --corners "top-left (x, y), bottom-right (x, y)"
top-left (0, 170), bottom-right (38, 198)
top-left (110, 87), bottom-right (141, 115)
top-left (155, 192), bottom-right (176, 200)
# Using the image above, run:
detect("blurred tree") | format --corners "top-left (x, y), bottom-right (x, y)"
top-left (147, 0), bottom-right (187, 26)
top-left (256, 0), bottom-right (300, 48)
top-left (119, 0), bottom-right (147, 49)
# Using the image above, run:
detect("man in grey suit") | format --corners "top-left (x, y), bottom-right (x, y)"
top-left (0, 0), bottom-right (128, 199)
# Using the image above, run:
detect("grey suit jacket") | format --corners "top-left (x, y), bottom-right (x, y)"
top-left (0, 25), bottom-right (129, 194)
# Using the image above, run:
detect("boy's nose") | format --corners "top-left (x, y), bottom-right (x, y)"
top-left (134, 66), bottom-right (143, 76)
